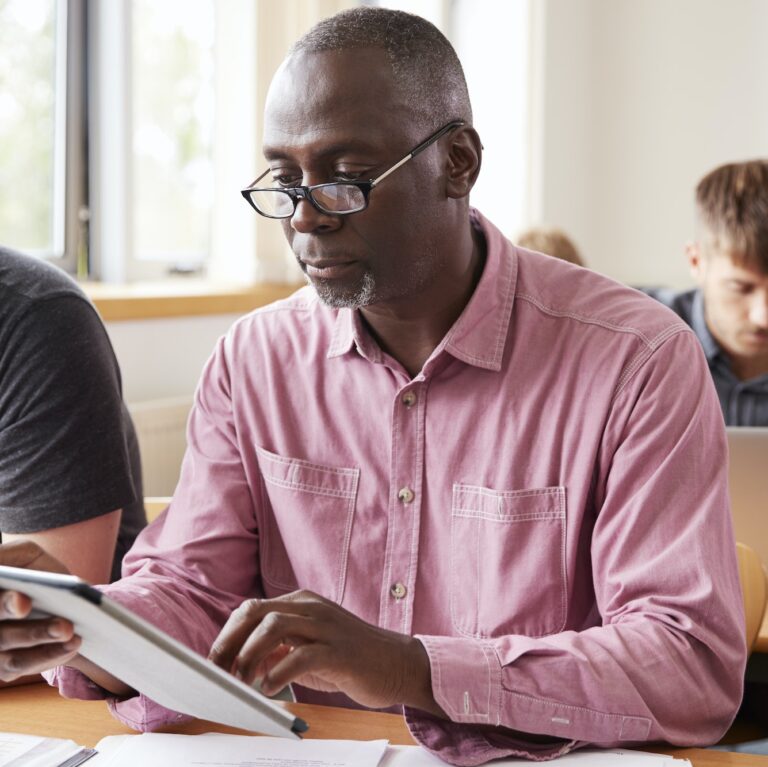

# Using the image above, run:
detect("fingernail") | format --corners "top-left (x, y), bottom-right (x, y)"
top-left (2, 592), bottom-right (19, 617)
top-left (48, 621), bottom-right (67, 639)
top-left (62, 638), bottom-right (80, 652)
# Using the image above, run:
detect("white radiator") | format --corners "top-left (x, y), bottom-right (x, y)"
top-left (128, 396), bottom-right (193, 496)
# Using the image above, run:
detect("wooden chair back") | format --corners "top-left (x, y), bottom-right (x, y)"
top-left (144, 496), bottom-right (172, 523)
top-left (737, 541), bottom-right (768, 653)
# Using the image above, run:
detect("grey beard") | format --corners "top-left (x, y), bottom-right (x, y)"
top-left (310, 271), bottom-right (376, 308)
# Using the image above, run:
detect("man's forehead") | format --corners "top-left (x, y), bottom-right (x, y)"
top-left (263, 48), bottom-right (411, 156)
top-left (263, 108), bottom-right (392, 147)
top-left (273, 48), bottom-right (390, 94)
top-left (707, 250), bottom-right (768, 282)
top-left (266, 48), bottom-right (404, 120)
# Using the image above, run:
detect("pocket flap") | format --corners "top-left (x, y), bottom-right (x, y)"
top-left (256, 446), bottom-right (359, 499)
top-left (452, 484), bottom-right (565, 522)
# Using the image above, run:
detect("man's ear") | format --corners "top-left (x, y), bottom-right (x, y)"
top-left (686, 241), bottom-right (704, 283)
top-left (445, 126), bottom-right (482, 199)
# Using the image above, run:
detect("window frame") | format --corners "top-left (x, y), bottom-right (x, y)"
top-left (16, 0), bottom-right (355, 284)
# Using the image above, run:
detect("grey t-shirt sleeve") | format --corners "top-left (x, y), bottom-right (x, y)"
top-left (0, 295), bottom-right (138, 532)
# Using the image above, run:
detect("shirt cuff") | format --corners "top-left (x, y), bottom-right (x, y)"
top-left (107, 695), bottom-right (193, 731)
top-left (409, 635), bottom-right (575, 765)
top-left (42, 664), bottom-right (193, 730)
top-left (404, 709), bottom-right (576, 766)
top-left (416, 634), bottom-right (501, 724)
top-left (43, 665), bottom-right (110, 701)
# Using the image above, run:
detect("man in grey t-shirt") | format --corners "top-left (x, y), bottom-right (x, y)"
top-left (0, 246), bottom-right (145, 582)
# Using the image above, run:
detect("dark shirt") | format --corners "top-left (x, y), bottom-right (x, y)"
top-left (0, 247), bottom-right (146, 580)
top-left (642, 287), bottom-right (768, 426)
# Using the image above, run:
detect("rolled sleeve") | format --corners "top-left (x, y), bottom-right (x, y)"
top-left (406, 636), bottom-right (575, 764)
top-left (42, 663), bottom-right (192, 731)
top-left (43, 665), bottom-right (107, 701)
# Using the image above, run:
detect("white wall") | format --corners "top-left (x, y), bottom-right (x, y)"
top-left (535, 0), bottom-right (768, 288)
top-left (106, 314), bottom-right (239, 403)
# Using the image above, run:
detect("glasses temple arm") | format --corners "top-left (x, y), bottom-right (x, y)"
top-left (369, 120), bottom-right (465, 188)
top-left (244, 167), bottom-right (272, 189)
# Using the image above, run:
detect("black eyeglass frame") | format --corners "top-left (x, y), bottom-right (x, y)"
top-left (240, 119), bottom-right (466, 219)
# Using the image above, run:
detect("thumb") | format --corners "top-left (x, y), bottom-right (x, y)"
top-left (0, 540), bottom-right (70, 575)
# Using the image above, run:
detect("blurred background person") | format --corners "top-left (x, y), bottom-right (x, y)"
top-left (642, 160), bottom-right (768, 426)
top-left (517, 226), bottom-right (586, 267)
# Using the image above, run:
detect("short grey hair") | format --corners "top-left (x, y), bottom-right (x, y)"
top-left (289, 6), bottom-right (472, 128)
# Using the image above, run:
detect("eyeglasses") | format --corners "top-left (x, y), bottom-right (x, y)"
top-left (240, 120), bottom-right (465, 219)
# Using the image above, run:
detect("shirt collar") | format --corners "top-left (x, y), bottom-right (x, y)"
top-left (690, 289), bottom-right (723, 362)
top-left (327, 208), bottom-right (517, 372)
top-left (327, 307), bottom-right (384, 363)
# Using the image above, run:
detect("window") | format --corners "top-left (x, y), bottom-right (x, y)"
top-left (0, 0), bottom-right (83, 272)
top-left (132, 0), bottom-right (215, 269)
top-left (90, 0), bottom-right (238, 282)
top-left (0, 0), bottom-right (268, 283)
top-left (87, 0), bottom-right (323, 284)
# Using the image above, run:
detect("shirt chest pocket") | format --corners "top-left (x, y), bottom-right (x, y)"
top-left (255, 446), bottom-right (360, 604)
top-left (450, 483), bottom-right (567, 638)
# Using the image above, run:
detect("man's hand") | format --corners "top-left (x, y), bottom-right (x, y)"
top-left (0, 541), bottom-right (82, 682)
top-left (208, 590), bottom-right (446, 717)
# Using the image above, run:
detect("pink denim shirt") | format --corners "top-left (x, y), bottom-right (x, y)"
top-left (47, 211), bottom-right (745, 765)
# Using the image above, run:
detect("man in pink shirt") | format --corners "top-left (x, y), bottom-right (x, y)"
top-left (0, 7), bottom-right (745, 764)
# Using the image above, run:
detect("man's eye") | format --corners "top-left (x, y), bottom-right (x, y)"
top-left (333, 170), bottom-right (364, 182)
top-left (271, 174), bottom-right (300, 188)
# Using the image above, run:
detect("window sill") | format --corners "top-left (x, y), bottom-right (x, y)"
top-left (83, 280), bottom-right (303, 321)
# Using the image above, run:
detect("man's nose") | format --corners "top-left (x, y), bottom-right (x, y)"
top-left (749, 292), bottom-right (768, 328)
top-left (290, 196), bottom-right (342, 235)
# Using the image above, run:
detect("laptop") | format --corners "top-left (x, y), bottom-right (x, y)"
top-left (727, 427), bottom-right (768, 566)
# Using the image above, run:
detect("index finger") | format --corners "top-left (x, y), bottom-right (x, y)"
top-left (209, 592), bottom-right (326, 672)
top-left (208, 598), bottom-right (269, 672)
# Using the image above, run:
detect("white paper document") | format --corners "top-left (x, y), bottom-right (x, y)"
top-left (88, 734), bottom-right (691, 767)
top-left (0, 732), bottom-right (95, 767)
top-left (89, 732), bottom-right (388, 767)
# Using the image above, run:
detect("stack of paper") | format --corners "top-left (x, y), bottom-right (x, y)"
top-left (89, 733), bottom-right (388, 766)
top-left (0, 732), bottom-right (95, 767)
top-left (86, 733), bottom-right (692, 767)
top-left (3, 730), bottom-right (693, 767)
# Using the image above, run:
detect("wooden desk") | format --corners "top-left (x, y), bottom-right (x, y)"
top-left (1, 683), bottom-right (765, 766)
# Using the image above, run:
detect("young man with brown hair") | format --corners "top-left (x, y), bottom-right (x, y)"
top-left (645, 160), bottom-right (768, 425)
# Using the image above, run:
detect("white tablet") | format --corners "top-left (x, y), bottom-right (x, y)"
top-left (0, 565), bottom-right (307, 739)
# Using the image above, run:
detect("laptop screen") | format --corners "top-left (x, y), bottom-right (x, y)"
top-left (726, 426), bottom-right (768, 566)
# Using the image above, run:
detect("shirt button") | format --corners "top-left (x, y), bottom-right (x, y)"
top-left (391, 582), bottom-right (407, 599)
top-left (401, 391), bottom-right (416, 408)
top-left (398, 487), bottom-right (414, 504)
